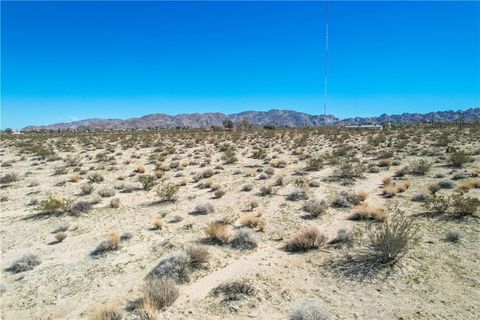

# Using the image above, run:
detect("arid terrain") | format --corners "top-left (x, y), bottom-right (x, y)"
top-left (1, 125), bottom-right (479, 320)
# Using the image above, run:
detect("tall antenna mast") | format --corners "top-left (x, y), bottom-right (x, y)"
top-left (324, 0), bottom-right (329, 117)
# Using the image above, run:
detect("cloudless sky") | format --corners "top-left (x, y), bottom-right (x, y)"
top-left (1, 1), bottom-right (479, 129)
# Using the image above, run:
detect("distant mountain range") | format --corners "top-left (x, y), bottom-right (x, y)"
top-left (22, 108), bottom-right (479, 131)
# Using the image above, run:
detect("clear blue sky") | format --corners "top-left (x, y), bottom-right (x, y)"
top-left (1, 1), bottom-right (479, 129)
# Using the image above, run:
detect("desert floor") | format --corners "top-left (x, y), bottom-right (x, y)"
top-left (1, 126), bottom-right (479, 319)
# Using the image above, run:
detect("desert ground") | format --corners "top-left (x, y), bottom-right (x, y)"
top-left (0, 125), bottom-right (479, 320)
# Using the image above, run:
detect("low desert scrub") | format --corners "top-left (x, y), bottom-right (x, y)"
top-left (241, 183), bottom-right (254, 192)
top-left (423, 194), bottom-right (450, 213)
top-left (156, 182), bottom-right (179, 202)
top-left (212, 280), bottom-right (255, 301)
top-left (53, 221), bottom-right (70, 233)
top-left (285, 226), bottom-right (327, 252)
top-left (185, 245), bottom-right (210, 269)
top-left (194, 202), bottom-right (215, 214)
top-left (329, 228), bottom-right (354, 247)
top-left (222, 149), bottom-right (237, 164)
top-left (91, 231), bottom-right (121, 256)
top-left (350, 205), bottom-right (387, 222)
top-left (70, 173), bottom-right (81, 182)
top-left (239, 214), bottom-right (266, 231)
top-left (152, 217), bottom-right (163, 230)
top-left (304, 197), bottom-right (328, 217)
top-left (148, 250), bottom-right (191, 282)
top-left (214, 188), bottom-right (226, 198)
top-left (70, 200), bottom-right (92, 215)
top-left (287, 187), bottom-right (308, 201)
top-left (55, 232), bottom-right (67, 243)
top-left (331, 191), bottom-right (365, 208)
top-left (6, 254), bottom-right (41, 273)
top-left (204, 223), bottom-right (231, 244)
top-left (450, 193), bottom-right (480, 217)
top-left (230, 230), bottom-right (258, 250)
top-left (80, 183), bottom-right (94, 195)
top-left (450, 150), bottom-right (473, 168)
top-left (142, 278), bottom-right (179, 310)
top-left (259, 185), bottom-right (273, 196)
top-left (110, 197), bottom-right (120, 208)
top-left (88, 172), bottom-right (104, 183)
top-left (135, 164), bottom-right (146, 173)
top-left (139, 175), bottom-right (156, 191)
top-left (367, 209), bottom-right (419, 266)
top-left (246, 200), bottom-right (259, 211)
top-left (290, 299), bottom-right (333, 320)
top-left (36, 195), bottom-right (72, 215)
top-left (458, 179), bottom-right (480, 191)
top-left (445, 229), bottom-right (462, 243)
top-left (91, 303), bottom-right (124, 320)
top-left (382, 181), bottom-right (410, 197)
top-left (148, 247), bottom-right (209, 282)
top-left (98, 188), bottom-right (115, 198)
top-left (306, 156), bottom-right (324, 171)
top-left (409, 160), bottom-right (432, 175)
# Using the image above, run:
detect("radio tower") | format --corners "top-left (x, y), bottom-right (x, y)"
top-left (323, 1), bottom-right (329, 117)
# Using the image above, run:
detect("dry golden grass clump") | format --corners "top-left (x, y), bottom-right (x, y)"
top-left (204, 223), bottom-right (231, 244)
top-left (91, 303), bottom-right (124, 320)
top-left (70, 173), bottom-right (81, 183)
top-left (135, 164), bottom-right (146, 173)
top-left (152, 217), bottom-right (163, 230)
top-left (239, 214), bottom-right (266, 231)
top-left (285, 226), bottom-right (327, 252)
top-left (382, 180), bottom-right (410, 198)
top-left (91, 231), bottom-right (121, 256)
top-left (458, 179), bottom-right (480, 191)
top-left (110, 197), bottom-right (120, 208)
top-left (350, 204), bottom-right (388, 222)
top-left (185, 245), bottom-right (210, 268)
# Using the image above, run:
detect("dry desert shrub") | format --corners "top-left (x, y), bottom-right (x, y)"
top-left (91, 303), bottom-right (124, 320)
top-left (329, 228), bottom-right (354, 247)
top-left (214, 188), bottom-right (226, 198)
top-left (304, 198), bottom-right (328, 217)
top-left (142, 278), bottom-right (179, 310)
top-left (88, 172), bottom-right (104, 183)
top-left (458, 179), bottom-right (480, 191)
top-left (259, 185), bottom-right (273, 196)
top-left (350, 205), bottom-right (387, 222)
top-left (148, 250), bottom-right (191, 282)
top-left (139, 175), bottom-right (156, 191)
top-left (135, 164), bottom-right (146, 173)
top-left (36, 194), bottom-right (72, 215)
top-left (409, 159), bottom-right (432, 175)
top-left (7, 254), bottom-right (41, 273)
top-left (70, 173), bottom-right (81, 182)
top-left (422, 194), bottom-right (450, 213)
top-left (450, 150), bottom-right (473, 168)
top-left (450, 193), bottom-right (480, 217)
top-left (185, 245), bottom-right (210, 269)
top-left (55, 232), bottom-right (67, 243)
top-left (110, 197), bottom-right (120, 208)
top-left (80, 183), bottom-right (94, 195)
top-left (367, 210), bottom-right (419, 265)
top-left (152, 217), bottom-right (163, 230)
top-left (204, 223), bottom-right (231, 244)
top-left (156, 182), bottom-right (179, 202)
top-left (230, 230), bottom-right (257, 250)
top-left (91, 231), bottom-right (121, 256)
top-left (285, 227), bottom-right (327, 252)
top-left (194, 202), bottom-right (215, 214)
top-left (98, 188), bottom-right (115, 198)
top-left (290, 299), bottom-right (333, 320)
top-left (212, 280), bottom-right (255, 301)
top-left (287, 187), bottom-right (308, 201)
top-left (0, 172), bottom-right (19, 185)
top-left (331, 191), bottom-right (364, 208)
top-left (239, 214), bottom-right (266, 231)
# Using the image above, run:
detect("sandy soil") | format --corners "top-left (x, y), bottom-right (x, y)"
top-left (0, 127), bottom-right (479, 319)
